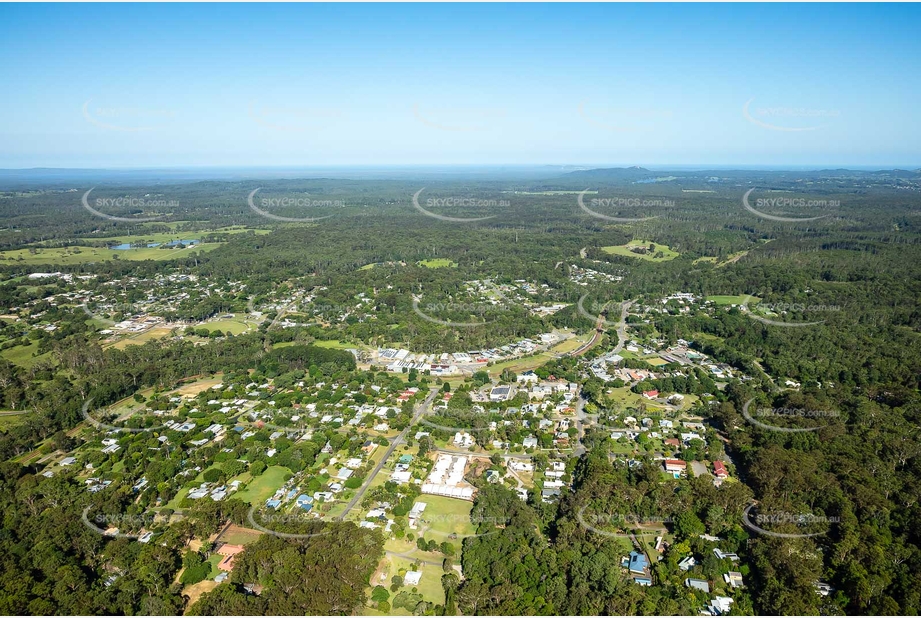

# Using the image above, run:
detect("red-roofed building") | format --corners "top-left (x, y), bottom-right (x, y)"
top-left (643, 390), bottom-right (659, 399)
top-left (664, 438), bottom-right (681, 448)
top-left (664, 459), bottom-right (687, 473)
top-left (713, 461), bottom-right (729, 479)
top-left (216, 543), bottom-right (245, 571)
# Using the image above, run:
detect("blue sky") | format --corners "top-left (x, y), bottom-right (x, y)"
top-left (1, 3), bottom-right (919, 169)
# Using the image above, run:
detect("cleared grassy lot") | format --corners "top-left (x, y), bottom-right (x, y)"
top-left (706, 294), bottom-right (759, 305)
top-left (313, 339), bottom-right (368, 350)
top-left (0, 342), bottom-right (52, 367)
top-left (234, 465), bottom-right (292, 505)
top-left (108, 326), bottom-right (177, 349)
top-left (414, 495), bottom-right (476, 540)
top-left (484, 332), bottom-right (585, 375)
top-left (199, 316), bottom-right (257, 335)
top-left (417, 258), bottom-right (457, 269)
top-left (371, 552), bottom-right (446, 612)
top-left (602, 239), bottom-right (679, 262)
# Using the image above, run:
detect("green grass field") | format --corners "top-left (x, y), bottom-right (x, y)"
top-left (377, 552), bottom-right (446, 610)
top-left (200, 316), bottom-right (257, 335)
top-left (415, 495), bottom-right (476, 540)
top-left (484, 336), bottom-right (585, 375)
top-left (219, 527), bottom-right (263, 545)
top-left (234, 465), bottom-right (292, 504)
top-left (706, 295), bottom-right (759, 305)
top-left (0, 413), bottom-right (28, 432)
top-left (601, 240), bottom-right (679, 262)
top-left (107, 326), bottom-right (177, 350)
top-left (206, 553), bottom-right (224, 578)
top-left (312, 339), bottom-right (368, 350)
top-left (0, 342), bottom-right (51, 368)
top-left (417, 258), bottom-right (457, 269)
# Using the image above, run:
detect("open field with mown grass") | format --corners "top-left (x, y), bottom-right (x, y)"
top-left (706, 294), bottom-right (759, 305)
top-left (417, 258), bottom-right (457, 269)
top-left (602, 239), bottom-right (679, 262)
top-left (107, 326), bottom-right (177, 349)
top-left (234, 465), bottom-right (292, 505)
top-left (0, 341), bottom-right (52, 367)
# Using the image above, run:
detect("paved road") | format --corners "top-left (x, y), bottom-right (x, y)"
top-left (611, 300), bottom-right (635, 354)
top-left (571, 300), bottom-right (634, 456)
top-left (434, 446), bottom-right (533, 461)
top-left (570, 299), bottom-right (634, 358)
top-left (339, 388), bottom-right (437, 519)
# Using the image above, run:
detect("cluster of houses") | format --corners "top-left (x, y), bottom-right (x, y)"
top-left (389, 453), bottom-right (417, 484)
top-left (539, 460), bottom-right (568, 503)
top-left (422, 454), bottom-right (475, 500)
top-left (681, 547), bottom-right (745, 615)
top-left (465, 278), bottom-right (571, 316)
top-left (239, 381), bottom-right (415, 437)
top-left (515, 372), bottom-right (579, 401)
top-left (606, 417), bottom-right (706, 451)
top-left (568, 264), bottom-right (624, 285)
top-left (376, 333), bottom-right (561, 375)
top-left (623, 543), bottom-right (746, 614)
top-left (188, 480), bottom-right (241, 501)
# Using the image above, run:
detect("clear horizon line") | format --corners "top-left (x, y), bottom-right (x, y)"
top-left (1, 163), bottom-right (919, 172)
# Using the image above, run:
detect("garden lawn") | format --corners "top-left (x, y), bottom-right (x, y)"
top-left (234, 465), bottom-right (292, 504)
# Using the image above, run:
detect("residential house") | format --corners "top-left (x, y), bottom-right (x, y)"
top-left (713, 548), bottom-right (739, 562)
top-left (723, 571), bottom-right (744, 588)
top-left (686, 578), bottom-right (710, 593)
top-left (678, 556), bottom-right (697, 571)
top-left (626, 551), bottom-right (649, 575)
top-left (664, 459), bottom-right (687, 473)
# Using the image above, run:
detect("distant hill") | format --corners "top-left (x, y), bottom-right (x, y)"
top-left (561, 166), bottom-right (657, 184)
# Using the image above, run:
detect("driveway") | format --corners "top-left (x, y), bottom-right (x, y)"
top-left (689, 460), bottom-right (710, 478)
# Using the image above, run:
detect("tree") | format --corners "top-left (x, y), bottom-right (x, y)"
top-left (371, 585), bottom-right (390, 603)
